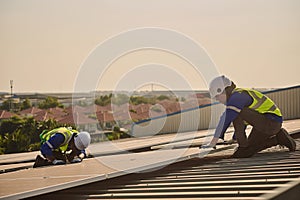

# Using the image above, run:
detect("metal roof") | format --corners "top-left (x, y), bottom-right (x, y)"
top-left (0, 119), bottom-right (300, 200)
top-left (26, 138), bottom-right (300, 200)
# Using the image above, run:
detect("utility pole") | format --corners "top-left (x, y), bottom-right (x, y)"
top-left (9, 80), bottom-right (13, 111)
top-left (10, 80), bottom-right (13, 97)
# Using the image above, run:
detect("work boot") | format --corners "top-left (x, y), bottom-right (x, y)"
top-left (276, 128), bottom-right (296, 151)
top-left (232, 146), bottom-right (256, 158)
top-left (33, 155), bottom-right (51, 168)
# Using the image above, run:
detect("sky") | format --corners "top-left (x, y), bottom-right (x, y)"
top-left (1, 0), bottom-right (300, 93)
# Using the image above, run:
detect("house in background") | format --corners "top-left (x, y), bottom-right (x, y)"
top-left (0, 110), bottom-right (18, 120)
top-left (19, 107), bottom-right (43, 117)
top-left (18, 106), bottom-right (100, 133)
top-left (32, 107), bottom-right (67, 122)
top-left (96, 111), bottom-right (115, 130)
top-left (58, 111), bottom-right (98, 133)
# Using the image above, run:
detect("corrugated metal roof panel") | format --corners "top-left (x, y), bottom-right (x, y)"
top-left (1, 120), bottom-right (299, 200)
top-left (26, 138), bottom-right (300, 200)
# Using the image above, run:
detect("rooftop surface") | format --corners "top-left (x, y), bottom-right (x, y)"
top-left (42, 143), bottom-right (300, 200)
top-left (0, 119), bottom-right (299, 200)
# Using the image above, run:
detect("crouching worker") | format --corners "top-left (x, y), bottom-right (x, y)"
top-left (33, 127), bottom-right (91, 168)
top-left (203, 75), bottom-right (296, 158)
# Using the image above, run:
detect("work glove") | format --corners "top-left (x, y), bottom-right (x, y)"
top-left (71, 157), bottom-right (82, 163)
top-left (52, 159), bottom-right (66, 165)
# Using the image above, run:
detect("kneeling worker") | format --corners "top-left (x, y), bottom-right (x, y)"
top-left (205, 75), bottom-right (296, 158)
top-left (34, 127), bottom-right (91, 167)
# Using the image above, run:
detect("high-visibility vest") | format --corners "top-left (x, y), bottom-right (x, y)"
top-left (40, 127), bottom-right (78, 152)
top-left (234, 88), bottom-right (282, 117)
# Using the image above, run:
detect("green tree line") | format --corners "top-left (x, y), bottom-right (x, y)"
top-left (0, 96), bottom-right (63, 111)
top-left (94, 94), bottom-right (170, 106)
top-left (0, 98), bottom-right (32, 111)
top-left (0, 117), bottom-right (61, 154)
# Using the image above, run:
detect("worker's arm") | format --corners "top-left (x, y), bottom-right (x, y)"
top-left (40, 133), bottom-right (65, 163)
top-left (210, 92), bottom-right (252, 146)
top-left (75, 149), bottom-right (88, 162)
top-left (79, 149), bottom-right (87, 158)
top-left (67, 149), bottom-right (87, 163)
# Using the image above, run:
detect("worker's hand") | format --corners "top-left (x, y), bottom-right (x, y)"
top-left (78, 153), bottom-right (85, 160)
top-left (52, 159), bottom-right (66, 165)
top-left (71, 157), bottom-right (82, 163)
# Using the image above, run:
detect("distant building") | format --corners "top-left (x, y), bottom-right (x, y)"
top-left (58, 111), bottom-right (98, 133)
top-left (0, 110), bottom-right (18, 120)
top-left (19, 107), bottom-right (43, 117)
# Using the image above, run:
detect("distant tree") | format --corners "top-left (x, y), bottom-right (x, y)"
top-left (111, 94), bottom-right (129, 105)
top-left (38, 118), bottom-right (62, 132)
top-left (0, 116), bottom-right (23, 137)
top-left (77, 100), bottom-right (88, 107)
top-left (130, 96), bottom-right (156, 105)
top-left (38, 96), bottom-right (63, 109)
top-left (1, 130), bottom-right (31, 153)
top-left (180, 97), bottom-right (186, 102)
top-left (21, 98), bottom-right (32, 110)
top-left (95, 94), bottom-right (112, 106)
top-left (157, 95), bottom-right (170, 101)
top-left (150, 104), bottom-right (163, 112)
top-left (0, 116), bottom-right (64, 154)
top-left (0, 98), bottom-right (32, 112)
top-left (0, 99), bottom-right (11, 111)
top-left (0, 116), bottom-right (32, 153)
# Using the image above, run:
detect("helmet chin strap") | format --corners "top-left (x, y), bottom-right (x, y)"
top-left (225, 81), bottom-right (236, 101)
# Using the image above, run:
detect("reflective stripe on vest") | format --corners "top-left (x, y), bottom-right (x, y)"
top-left (234, 88), bottom-right (282, 117)
top-left (40, 127), bottom-right (77, 152)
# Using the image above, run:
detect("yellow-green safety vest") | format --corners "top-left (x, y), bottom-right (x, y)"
top-left (234, 88), bottom-right (282, 117)
top-left (40, 127), bottom-right (78, 152)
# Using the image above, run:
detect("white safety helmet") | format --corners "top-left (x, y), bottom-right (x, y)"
top-left (74, 131), bottom-right (91, 150)
top-left (209, 75), bottom-right (232, 98)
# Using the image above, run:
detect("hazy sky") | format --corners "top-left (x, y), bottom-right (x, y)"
top-left (1, 0), bottom-right (299, 93)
